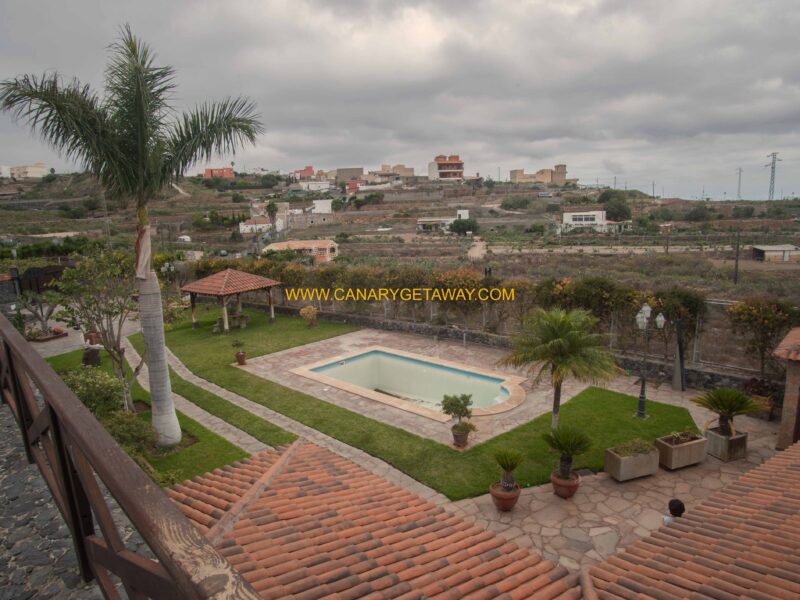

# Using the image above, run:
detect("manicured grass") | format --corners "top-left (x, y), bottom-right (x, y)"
top-left (131, 335), bottom-right (297, 448)
top-left (46, 349), bottom-right (247, 482)
top-left (156, 308), bottom-right (697, 500)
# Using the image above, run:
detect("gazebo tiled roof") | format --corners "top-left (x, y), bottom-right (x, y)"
top-left (774, 327), bottom-right (800, 362)
top-left (181, 269), bottom-right (281, 297)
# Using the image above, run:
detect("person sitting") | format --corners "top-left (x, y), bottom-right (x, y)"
top-left (662, 498), bottom-right (685, 525)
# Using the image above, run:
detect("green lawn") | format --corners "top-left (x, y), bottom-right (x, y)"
top-left (151, 307), bottom-right (697, 500)
top-left (47, 349), bottom-right (247, 482)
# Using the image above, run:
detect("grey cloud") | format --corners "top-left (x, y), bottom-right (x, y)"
top-left (1, 0), bottom-right (798, 198)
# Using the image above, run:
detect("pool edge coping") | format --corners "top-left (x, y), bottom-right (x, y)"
top-left (288, 345), bottom-right (527, 423)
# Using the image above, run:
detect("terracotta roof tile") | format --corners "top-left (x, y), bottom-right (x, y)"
top-left (181, 268), bottom-right (280, 297)
top-left (170, 442), bottom-right (576, 599)
top-left (774, 327), bottom-right (800, 362)
top-left (587, 441), bottom-right (800, 599)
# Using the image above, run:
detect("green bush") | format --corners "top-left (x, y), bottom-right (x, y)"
top-left (61, 367), bottom-right (124, 418)
top-left (102, 411), bottom-right (155, 454)
top-left (610, 438), bottom-right (654, 457)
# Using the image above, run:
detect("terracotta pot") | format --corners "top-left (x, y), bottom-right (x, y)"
top-left (489, 482), bottom-right (521, 511)
top-left (235, 351), bottom-right (247, 366)
top-left (550, 471), bottom-right (581, 499)
top-left (452, 427), bottom-right (470, 448)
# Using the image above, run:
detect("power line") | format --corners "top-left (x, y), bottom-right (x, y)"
top-left (765, 152), bottom-right (781, 201)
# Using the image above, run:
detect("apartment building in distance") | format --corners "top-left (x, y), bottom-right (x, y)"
top-left (334, 167), bottom-right (365, 184)
top-left (382, 164), bottom-right (414, 178)
top-left (428, 154), bottom-right (464, 182)
top-left (203, 167), bottom-right (235, 179)
top-left (9, 162), bottom-right (49, 180)
top-left (510, 164), bottom-right (569, 186)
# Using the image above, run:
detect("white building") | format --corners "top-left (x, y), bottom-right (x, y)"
top-left (0, 166), bottom-right (10, 178)
top-left (299, 180), bottom-right (331, 192)
top-left (239, 216), bottom-right (273, 234)
top-left (10, 162), bottom-right (49, 179)
top-left (559, 208), bottom-right (630, 234)
top-left (264, 239), bottom-right (338, 262)
top-left (177, 235), bottom-right (192, 243)
top-left (312, 199), bottom-right (333, 214)
top-left (456, 209), bottom-right (469, 220)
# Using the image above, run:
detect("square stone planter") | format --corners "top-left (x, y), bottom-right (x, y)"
top-left (705, 428), bottom-right (748, 462)
top-left (655, 435), bottom-right (707, 470)
top-left (604, 448), bottom-right (659, 482)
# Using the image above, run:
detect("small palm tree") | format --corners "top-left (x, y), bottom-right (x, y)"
top-left (494, 449), bottom-right (524, 491)
top-left (542, 425), bottom-right (592, 480)
top-left (1, 26), bottom-right (262, 446)
top-left (691, 388), bottom-right (760, 437)
top-left (501, 308), bottom-right (618, 429)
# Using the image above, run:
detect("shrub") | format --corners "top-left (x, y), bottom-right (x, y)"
top-left (61, 367), bottom-right (124, 418)
top-left (691, 388), bottom-right (761, 436)
top-left (542, 425), bottom-right (592, 479)
top-left (101, 411), bottom-right (155, 454)
top-left (442, 393), bottom-right (473, 426)
top-left (494, 449), bottom-right (524, 490)
top-left (299, 305), bottom-right (318, 327)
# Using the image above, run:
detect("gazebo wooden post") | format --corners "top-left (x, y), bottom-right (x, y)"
top-left (268, 288), bottom-right (275, 322)
top-left (236, 293), bottom-right (242, 315)
top-left (190, 293), bottom-right (197, 329)
top-left (221, 296), bottom-right (230, 335)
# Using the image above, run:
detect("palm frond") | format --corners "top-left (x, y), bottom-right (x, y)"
top-left (166, 97), bottom-right (264, 176)
top-left (0, 73), bottom-right (119, 177)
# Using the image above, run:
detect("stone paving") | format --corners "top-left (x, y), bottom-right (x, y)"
top-left (448, 377), bottom-right (780, 571)
top-left (239, 328), bottom-right (588, 445)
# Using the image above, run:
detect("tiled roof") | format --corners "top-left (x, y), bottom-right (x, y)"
top-left (587, 441), bottom-right (800, 599)
top-left (0, 273), bottom-right (11, 282)
top-left (774, 327), bottom-right (800, 362)
top-left (170, 442), bottom-right (580, 599)
top-left (181, 268), bottom-right (281, 297)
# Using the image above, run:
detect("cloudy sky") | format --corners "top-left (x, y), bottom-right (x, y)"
top-left (1, 0), bottom-right (798, 199)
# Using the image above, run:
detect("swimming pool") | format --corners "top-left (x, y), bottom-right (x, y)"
top-left (291, 346), bottom-right (526, 422)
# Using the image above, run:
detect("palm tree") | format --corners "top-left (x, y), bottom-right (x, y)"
top-left (500, 308), bottom-right (618, 429)
top-left (542, 425), bottom-right (592, 480)
top-left (1, 26), bottom-right (262, 446)
top-left (691, 388), bottom-right (761, 437)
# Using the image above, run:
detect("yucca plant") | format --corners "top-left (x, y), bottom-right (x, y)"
top-left (542, 425), bottom-right (592, 480)
top-left (494, 449), bottom-right (524, 491)
top-left (690, 388), bottom-right (760, 436)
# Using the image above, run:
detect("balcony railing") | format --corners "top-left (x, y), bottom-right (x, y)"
top-left (0, 313), bottom-right (260, 599)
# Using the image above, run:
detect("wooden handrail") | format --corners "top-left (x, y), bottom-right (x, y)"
top-left (0, 313), bottom-right (260, 599)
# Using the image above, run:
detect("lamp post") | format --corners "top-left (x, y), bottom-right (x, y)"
top-left (635, 303), bottom-right (665, 419)
top-left (160, 262), bottom-right (176, 295)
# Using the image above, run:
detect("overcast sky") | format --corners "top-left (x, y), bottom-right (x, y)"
top-left (1, 0), bottom-right (798, 199)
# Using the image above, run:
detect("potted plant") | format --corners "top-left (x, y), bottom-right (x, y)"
top-left (300, 305), bottom-right (318, 328)
top-left (489, 449), bottom-right (524, 511)
top-left (232, 338), bottom-right (247, 366)
top-left (542, 425), bottom-right (592, 499)
top-left (691, 388), bottom-right (761, 462)
top-left (441, 394), bottom-right (476, 448)
top-left (604, 438), bottom-right (659, 482)
top-left (655, 431), bottom-right (706, 470)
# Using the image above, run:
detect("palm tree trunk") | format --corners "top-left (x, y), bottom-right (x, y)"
top-left (551, 381), bottom-right (562, 430)
top-left (136, 212), bottom-right (180, 447)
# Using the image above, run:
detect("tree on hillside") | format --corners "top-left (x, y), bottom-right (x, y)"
top-left (266, 200), bottom-right (278, 228)
top-left (500, 308), bottom-right (618, 429)
top-left (597, 189), bottom-right (626, 204)
top-left (604, 198), bottom-right (631, 221)
top-left (450, 218), bottom-right (478, 235)
top-left (1, 26), bottom-right (262, 446)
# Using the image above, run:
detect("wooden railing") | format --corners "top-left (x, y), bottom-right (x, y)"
top-left (0, 314), bottom-right (260, 599)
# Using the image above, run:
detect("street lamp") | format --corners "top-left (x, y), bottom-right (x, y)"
top-left (635, 303), bottom-right (665, 419)
top-left (160, 262), bottom-right (176, 294)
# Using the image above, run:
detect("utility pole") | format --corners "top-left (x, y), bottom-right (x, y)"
top-left (733, 229), bottom-right (741, 285)
top-left (613, 175), bottom-right (617, 189)
top-left (765, 152), bottom-right (781, 201)
top-left (736, 167), bottom-right (743, 199)
top-left (652, 181), bottom-right (655, 198)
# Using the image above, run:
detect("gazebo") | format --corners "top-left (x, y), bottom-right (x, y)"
top-left (181, 269), bottom-right (281, 334)
top-left (774, 327), bottom-right (800, 450)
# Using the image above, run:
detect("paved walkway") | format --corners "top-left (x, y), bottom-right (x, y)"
top-left (121, 339), bottom-right (268, 455)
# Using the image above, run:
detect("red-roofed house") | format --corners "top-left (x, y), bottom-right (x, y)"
top-left (293, 165), bottom-right (315, 180)
top-left (203, 167), bottom-right (235, 180)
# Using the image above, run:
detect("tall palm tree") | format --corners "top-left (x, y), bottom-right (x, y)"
top-left (1, 26), bottom-right (263, 446)
top-left (500, 308), bottom-right (618, 429)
